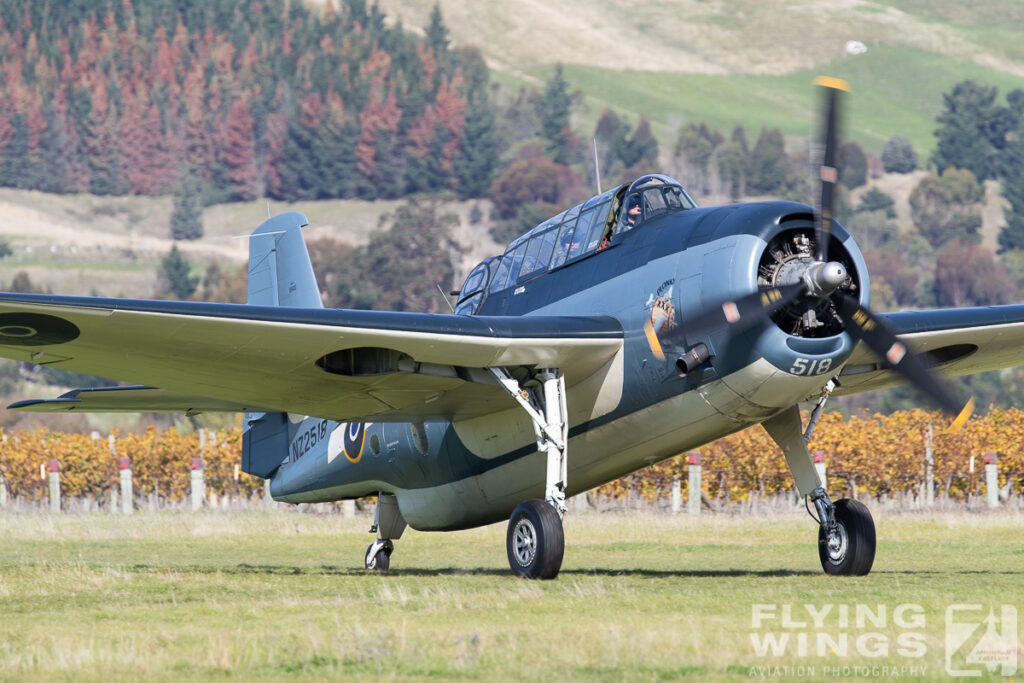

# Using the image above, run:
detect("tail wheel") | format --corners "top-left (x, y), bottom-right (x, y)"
top-left (365, 540), bottom-right (393, 571)
top-left (818, 498), bottom-right (875, 576)
top-left (506, 499), bottom-right (564, 580)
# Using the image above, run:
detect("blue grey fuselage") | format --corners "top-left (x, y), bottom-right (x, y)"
top-left (270, 201), bottom-right (867, 530)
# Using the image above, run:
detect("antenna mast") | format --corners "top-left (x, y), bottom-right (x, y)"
top-left (592, 138), bottom-right (602, 194)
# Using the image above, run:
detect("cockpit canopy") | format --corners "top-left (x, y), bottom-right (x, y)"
top-left (619, 174), bottom-right (695, 230)
top-left (454, 175), bottom-right (695, 315)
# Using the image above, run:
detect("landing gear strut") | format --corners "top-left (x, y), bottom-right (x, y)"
top-left (492, 367), bottom-right (568, 579)
top-left (764, 405), bottom-right (876, 576)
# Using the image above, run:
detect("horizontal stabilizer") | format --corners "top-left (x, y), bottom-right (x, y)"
top-left (7, 385), bottom-right (263, 414)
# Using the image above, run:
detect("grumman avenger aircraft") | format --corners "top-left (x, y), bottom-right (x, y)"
top-left (0, 78), bottom-right (1013, 579)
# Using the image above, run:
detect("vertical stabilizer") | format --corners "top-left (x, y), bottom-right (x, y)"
top-left (242, 212), bottom-right (320, 479)
top-left (247, 211), bottom-right (323, 309)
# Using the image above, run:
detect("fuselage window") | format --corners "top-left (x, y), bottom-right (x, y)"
top-left (461, 266), bottom-right (487, 296)
top-left (664, 186), bottom-right (685, 209)
top-left (455, 260), bottom-right (494, 314)
top-left (454, 292), bottom-right (483, 315)
top-left (505, 243), bottom-right (528, 285)
top-left (564, 209), bottom-right (596, 260)
top-left (643, 188), bottom-right (669, 219)
top-left (582, 199), bottom-right (613, 252)
top-left (518, 228), bottom-right (557, 281)
top-left (550, 214), bottom-right (581, 269)
top-left (488, 256), bottom-right (512, 293)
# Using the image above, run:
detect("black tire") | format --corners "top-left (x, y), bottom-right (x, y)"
top-left (365, 541), bottom-right (392, 571)
top-left (818, 498), bottom-right (875, 576)
top-left (506, 499), bottom-right (564, 580)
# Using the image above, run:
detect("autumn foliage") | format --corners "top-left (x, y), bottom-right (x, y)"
top-left (0, 1), bottom-right (495, 201)
top-left (0, 427), bottom-right (251, 502)
top-left (596, 408), bottom-right (1024, 504)
top-left (3, 410), bottom-right (1024, 506)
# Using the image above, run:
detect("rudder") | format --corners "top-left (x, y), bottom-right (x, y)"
top-left (242, 211), bottom-right (322, 479)
top-left (247, 211), bottom-right (323, 308)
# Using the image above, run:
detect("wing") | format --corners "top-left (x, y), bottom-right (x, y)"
top-left (7, 386), bottom-right (261, 414)
top-left (0, 293), bottom-right (623, 421)
top-left (835, 304), bottom-right (1024, 396)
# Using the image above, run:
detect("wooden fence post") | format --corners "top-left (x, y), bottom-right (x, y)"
top-left (688, 451), bottom-right (702, 515)
top-left (813, 450), bottom-right (827, 490)
top-left (190, 456), bottom-right (205, 511)
top-left (924, 424), bottom-right (934, 508)
top-left (985, 452), bottom-right (999, 509)
top-left (48, 459), bottom-right (60, 513)
top-left (119, 457), bottom-right (133, 514)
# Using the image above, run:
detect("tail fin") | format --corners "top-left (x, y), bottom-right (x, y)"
top-left (242, 212), bottom-right (320, 479)
top-left (246, 211), bottom-right (323, 308)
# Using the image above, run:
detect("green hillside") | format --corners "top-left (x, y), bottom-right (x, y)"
top-left (374, 0), bottom-right (1024, 155)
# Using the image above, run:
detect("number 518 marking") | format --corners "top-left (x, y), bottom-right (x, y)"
top-left (790, 357), bottom-right (832, 376)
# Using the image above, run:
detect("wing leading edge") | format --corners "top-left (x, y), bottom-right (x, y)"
top-left (0, 293), bottom-right (623, 421)
top-left (835, 304), bottom-right (1024, 396)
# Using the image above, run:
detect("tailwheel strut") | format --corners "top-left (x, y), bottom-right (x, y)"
top-left (364, 492), bottom-right (406, 572)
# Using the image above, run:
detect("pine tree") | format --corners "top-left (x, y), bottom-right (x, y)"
top-left (536, 64), bottom-right (572, 164)
top-left (747, 127), bottom-right (789, 195)
top-left (594, 109), bottom-right (630, 175)
top-left (932, 80), bottom-right (1011, 182)
top-left (998, 135), bottom-right (1024, 250)
top-left (425, 2), bottom-right (450, 76)
top-left (170, 171), bottom-right (204, 241)
top-left (456, 82), bottom-right (498, 198)
top-left (221, 98), bottom-right (260, 201)
top-left (619, 117), bottom-right (658, 170)
top-left (158, 245), bottom-right (199, 299)
top-left (315, 91), bottom-right (357, 198)
top-left (881, 135), bottom-right (917, 173)
top-left (910, 167), bottom-right (984, 248)
top-left (838, 141), bottom-right (868, 189)
top-left (674, 123), bottom-right (722, 195)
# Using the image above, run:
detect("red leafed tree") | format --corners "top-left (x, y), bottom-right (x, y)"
top-left (433, 73), bottom-right (466, 179)
top-left (933, 241), bottom-right (1013, 307)
top-left (120, 88), bottom-right (176, 195)
top-left (357, 79), bottom-right (401, 179)
top-left (221, 97), bottom-right (260, 200)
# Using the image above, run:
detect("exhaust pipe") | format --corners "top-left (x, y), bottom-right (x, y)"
top-left (675, 343), bottom-right (710, 377)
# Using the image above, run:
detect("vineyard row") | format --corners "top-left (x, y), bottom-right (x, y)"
top-left (2, 409), bottom-right (1024, 504)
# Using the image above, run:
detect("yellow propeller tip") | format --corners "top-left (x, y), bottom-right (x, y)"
top-left (948, 397), bottom-right (975, 432)
top-left (643, 320), bottom-right (665, 361)
top-left (814, 76), bottom-right (850, 92)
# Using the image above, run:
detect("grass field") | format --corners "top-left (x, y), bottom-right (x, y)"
top-left (1, 510), bottom-right (1021, 680)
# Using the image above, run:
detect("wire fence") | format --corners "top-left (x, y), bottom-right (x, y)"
top-left (4, 411), bottom-right (1024, 514)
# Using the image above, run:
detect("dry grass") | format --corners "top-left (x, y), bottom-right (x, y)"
top-left (366, 0), bottom-right (1024, 79)
top-left (0, 190), bottom-right (500, 297)
top-left (1, 509), bottom-right (1021, 680)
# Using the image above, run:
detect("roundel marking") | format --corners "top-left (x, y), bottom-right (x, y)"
top-left (343, 422), bottom-right (366, 463)
top-left (0, 313), bottom-right (80, 347)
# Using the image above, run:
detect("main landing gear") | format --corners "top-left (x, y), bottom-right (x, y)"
top-left (763, 405), bottom-right (876, 576)
top-left (492, 367), bottom-right (568, 580)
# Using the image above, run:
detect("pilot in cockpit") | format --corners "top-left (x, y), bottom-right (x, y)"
top-left (625, 194), bottom-right (642, 228)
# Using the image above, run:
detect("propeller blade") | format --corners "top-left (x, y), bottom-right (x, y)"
top-left (644, 283), bottom-right (805, 360)
top-left (831, 291), bottom-right (969, 418)
top-left (813, 76), bottom-right (848, 262)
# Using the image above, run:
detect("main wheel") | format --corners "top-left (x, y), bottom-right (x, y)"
top-left (818, 498), bottom-right (875, 576)
top-left (506, 499), bottom-right (564, 580)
